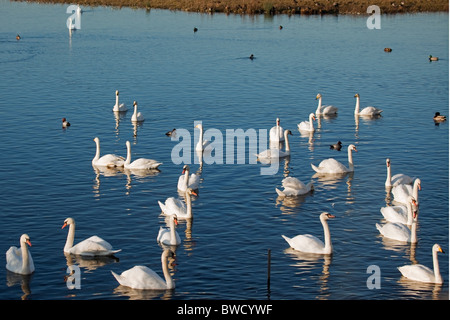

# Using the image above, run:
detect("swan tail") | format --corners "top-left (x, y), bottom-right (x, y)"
top-left (281, 235), bottom-right (292, 246)
top-left (306, 182), bottom-right (314, 191)
top-left (275, 188), bottom-right (285, 197)
top-left (375, 223), bottom-right (383, 233)
top-left (111, 270), bottom-right (124, 285)
top-left (311, 163), bottom-right (320, 173)
top-left (158, 201), bottom-right (166, 213)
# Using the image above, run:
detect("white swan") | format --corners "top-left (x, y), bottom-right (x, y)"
top-left (256, 129), bottom-right (292, 159)
top-left (392, 178), bottom-right (421, 205)
top-left (297, 113), bottom-right (316, 132)
top-left (282, 212), bottom-right (335, 254)
top-left (62, 217), bottom-right (121, 256)
top-left (177, 165), bottom-right (200, 192)
top-left (354, 93), bottom-right (383, 116)
top-left (385, 158), bottom-right (414, 188)
top-left (315, 93), bottom-right (338, 115)
top-left (398, 244), bottom-right (444, 284)
top-left (269, 118), bottom-right (285, 142)
top-left (157, 215), bottom-right (181, 246)
top-left (131, 101), bottom-right (145, 122)
top-left (376, 206), bottom-right (418, 243)
top-left (112, 90), bottom-right (127, 112)
top-left (275, 177), bottom-right (314, 197)
top-left (159, 188), bottom-right (197, 219)
top-left (111, 249), bottom-right (175, 290)
top-left (380, 196), bottom-right (417, 225)
top-left (124, 141), bottom-right (162, 170)
top-left (6, 234), bottom-right (35, 275)
top-left (92, 137), bottom-right (125, 168)
top-left (311, 144), bottom-right (357, 174)
top-left (195, 123), bottom-right (212, 151)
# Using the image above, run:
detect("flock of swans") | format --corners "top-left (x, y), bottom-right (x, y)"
top-left (5, 91), bottom-right (445, 292)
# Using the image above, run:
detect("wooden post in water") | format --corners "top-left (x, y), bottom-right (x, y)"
top-left (267, 248), bottom-right (271, 298)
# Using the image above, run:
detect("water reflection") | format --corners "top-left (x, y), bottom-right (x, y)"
top-left (64, 252), bottom-right (120, 272)
top-left (6, 271), bottom-right (33, 300)
top-left (113, 111), bottom-right (127, 138)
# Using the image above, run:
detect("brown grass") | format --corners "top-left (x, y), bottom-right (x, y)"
top-left (15, 0), bottom-right (449, 15)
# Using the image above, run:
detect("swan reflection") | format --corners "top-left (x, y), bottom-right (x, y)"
top-left (64, 252), bottom-right (119, 271)
top-left (6, 271), bottom-right (33, 300)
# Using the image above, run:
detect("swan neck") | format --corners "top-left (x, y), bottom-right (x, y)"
top-left (183, 168), bottom-right (190, 188)
top-left (64, 223), bottom-right (75, 252)
top-left (186, 193), bottom-right (193, 218)
top-left (321, 218), bottom-right (332, 253)
top-left (406, 201), bottom-right (413, 225)
top-left (385, 163), bottom-right (392, 187)
top-left (125, 143), bottom-right (131, 165)
top-left (413, 181), bottom-right (420, 201)
top-left (410, 221), bottom-right (417, 243)
top-left (94, 140), bottom-right (100, 161)
top-left (432, 248), bottom-right (442, 283)
top-left (348, 147), bottom-right (354, 169)
top-left (354, 96), bottom-right (360, 114)
top-left (169, 218), bottom-right (177, 245)
top-left (316, 97), bottom-right (322, 114)
top-left (284, 132), bottom-right (290, 152)
top-left (115, 94), bottom-right (119, 105)
top-left (309, 115), bottom-right (314, 130)
top-left (161, 250), bottom-right (174, 289)
top-left (20, 240), bottom-right (31, 273)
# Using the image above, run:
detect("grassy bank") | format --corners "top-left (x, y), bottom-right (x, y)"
top-left (14, 0), bottom-right (449, 15)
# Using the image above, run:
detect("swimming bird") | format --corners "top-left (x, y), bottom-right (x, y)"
top-left (433, 112), bottom-right (446, 122)
top-left (16, 34), bottom-right (21, 40)
top-left (275, 176), bottom-right (314, 197)
top-left (315, 93), bottom-right (338, 115)
top-left (62, 118), bottom-right (71, 128)
top-left (177, 164), bottom-right (200, 192)
top-left (256, 129), bottom-right (292, 159)
top-left (392, 178), bottom-right (421, 206)
top-left (380, 196), bottom-right (417, 225)
top-left (124, 141), bottom-right (162, 170)
top-left (131, 101), bottom-right (145, 123)
top-left (62, 217), bottom-right (121, 256)
top-left (159, 188), bottom-right (197, 219)
top-left (269, 118), bottom-right (284, 142)
top-left (157, 214), bottom-right (181, 246)
top-left (311, 144), bottom-right (357, 174)
top-left (385, 158), bottom-right (414, 188)
top-left (165, 128), bottom-right (176, 136)
top-left (111, 248), bottom-right (175, 290)
top-left (194, 27), bottom-right (198, 33)
top-left (398, 244), bottom-right (444, 284)
top-left (92, 137), bottom-right (125, 168)
top-left (376, 204), bottom-right (419, 243)
top-left (429, 55), bottom-right (439, 61)
top-left (112, 90), bottom-right (127, 112)
top-left (249, 54), bottom-right (254, 60)
top-left (330, 141), bottom-right (342, 151)
top-left (6, 234), bottom-right (34, 275)
top-left (297, 113), bottom-right (316, 132)
top-left (354, 94), bottom-right (382, 116)
top-left (384, 47), bottom-right (392, 52)
top-left (282, 212), bottom-right (335, 255)
top-left (195, 123), bottom-right (212, 151)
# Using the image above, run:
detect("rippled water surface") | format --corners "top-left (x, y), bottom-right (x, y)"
top-left (0, 0), bottom-right (448, 300)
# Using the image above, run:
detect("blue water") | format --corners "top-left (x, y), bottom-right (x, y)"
top-left (0, 0), bottom-right (448, 300)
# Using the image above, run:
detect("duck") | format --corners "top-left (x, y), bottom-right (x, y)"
top-left (315, 93), bottom-right (338, 115)
top-left (124, 141), bottom-right (162, 170)
top-left (256, 129), bottom-right (292, 159)
top-left (157, 215), bottom-right (181, 246)
top-left (177, 165), bottom-right (200, 192)
top-left (159, 188), bottom-right (197, 219)
top-left (311, 144), bottom-right (357, 174)
top-left (16, 34), bottom-right (21, 40)
top-left (354, 93), bottom-right (383, 116)
top-left (330, 141), bottom-right (342, 151)
top-left (92, 137), bottom-right (125, 168)
top-left (297, 113), bottom-right (316, 132)
top-left (165, 128), bottom-right (176, 136)
top-left (282, 212), bottom-right (335, 255)
top-left (249, 54), bottom-right (254, 60)
top-left (398, 244), bottom-right (444, 284)
top-left (429, 55), bottom-right (439, 61)
top-left (112, 90), bottom-right (127, 112)
top-left (269, 118), bottom-right (284, 142)
top-left (384, 47), bottom-right (392, 52)
top-left (131, 101), bottom-right (145, 122)
top-left (62, 217), bottom-right (121, 256)
top-left (62, 118), bottom-right (71, 128)
top-left (433, 112), bottom-right (446, 122)
top-left (385, 158), bottom-right (414, 188)
top-left (275, 176), bottom-right (314, 197)
top-left (193, 27), bottom-right (198, 33)
top-left (6, 234), bottom-right (34, 275)
top-left (111, 248), bottom-right (175, 290)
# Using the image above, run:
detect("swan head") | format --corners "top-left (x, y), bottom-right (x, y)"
top-left (195, 124), bottom-right (203, 130)
top-left (93, 137), bottom-right (100, 144)
top-left (433, 244), bottom-right (445, 254)
top-left (309, 113), bottom-right (316, 121)
top-left (182, 164), bottom-right (190, 174)
top-left (386, 158), bottom-right (391, 167)
top-left (316, 93), bottom-right (322, 100)
top-left (187, 188), bottom-right (198, 196)
top-left (133, 101), bottom-right (137, 107)
top-left (276, 118), bottom-right (280, 125)
top-left (354, 93), bottom-right (360, 98)
top-left (414, 178), bottom-right (422, 190)
top-left (348, 144), bottom-right (357, 152)
top-left (116, 90), bottom-right (119, 96)
top-left (20, 234), bottom-right (32, 247)
top-left (171, 215), bottom-right (178, 225)
top-left (320, 212), bottom-right (335, 221)
top-left (62, 217), bottom-right (75, 229)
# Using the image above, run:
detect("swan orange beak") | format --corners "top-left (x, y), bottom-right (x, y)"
top-left (418, 184), bottom-right (421, 190)
top-left (174, 217), bottom-right (178, 225)
top-left (191, 190), bottom-right (198, 196)
top-left (62, 222), bottom-right (68, 229)
top-left (26, 240), bottom-right (32, 247)
top-left (439, 247), bottom-right (445, 253)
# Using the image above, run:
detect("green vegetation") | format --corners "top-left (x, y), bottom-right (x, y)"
top-left (15, 0), bottom-right (449, 15)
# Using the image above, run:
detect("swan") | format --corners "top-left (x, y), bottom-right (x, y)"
top-left (297, 113), bottom-right (316, 132)
top-left (380, 196), bottom-right (417, 225)
top-left (311, 144), bottom-right (357, 174)
top-left (275, 176), bottom-right (314, 197)
top-left (315, 93), bottom-right (338, 115)
top-left (195, 123), bottom-right (212, 151)
top-left (256, 129), bottom-right (292, 159)
top-left (392, 178), bottom-right (421, 205)
top-left (376, 206), bottom-right (418, 243)
top-left (282, 212), bottom-right (335, 254)
top-left (131, 101), bottom-right (145, 122)
top-left (62, 217), bottom-right (121, 256)
top-left (111, 248), bottom-right (175, 290)
top-left (157, 215), bottom-right (181, 246)
top-left (398, 244), bottom-right (444, 284)
top-left (159, 188), bottom-right (197, 219)
top-left (92, 137), bottom-right (125, 168)
top-left (6, 234), bottom-right (35, 275)
top-left (62, 118), bottom-right (71, 128)
top-left (177, 165), bottom-right (200, 192)
top-left (354, 93), bottom-right (383, 116)
top-left (166, 128), bottom-right (176, 136)
top-left (112, 90), bottom-right (127, 112)
top-left (385, 158), bottom-right (414, 188)
top-left (269, 118), bottom-right (285, 142)
top-left (124, 141), bottom-right (162, 170)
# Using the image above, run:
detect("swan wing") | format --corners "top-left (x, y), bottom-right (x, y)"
top-left (282, 234), bottom-right (325, 254)
top-left (70, 236), bottom-right (121, 256)
top-left (157, 227), bottom-right (181, 245)
top-left (321, 105), bottom-right (338, 114)
top-left (95, 154), bottom-right (125, 167)
top-left (392, 184), bottom-right (413, 204)
top-left (311, 158), bottom-right (349, 173)
top-left (398, 264), bottom-right (435, 283)
top-left (188, 174), bottom-right (200, 189)
top-left (359, 106), bottom-right (382, 116)
top-left (391, 174), bottom-right (413, 187)
top-left (376, 222), bottom-right (410, 242)
top-left (269, 125), bottom-right (284, 141)
top-left (6, 246), bottom-right (34, 274)
top-left (380, 206), bottom-right (408, 223)
top-left (127, 158), bottom-right (162, 169)
top-left (112, 266), bottom-right (166, 290)
top-left (282, 177), bottom-right (306, 190)
top-left (161, 197), bottom-right (186, 216)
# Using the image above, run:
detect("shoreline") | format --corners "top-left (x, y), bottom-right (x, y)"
top-left (13, 0), bottom-right (450, 15)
